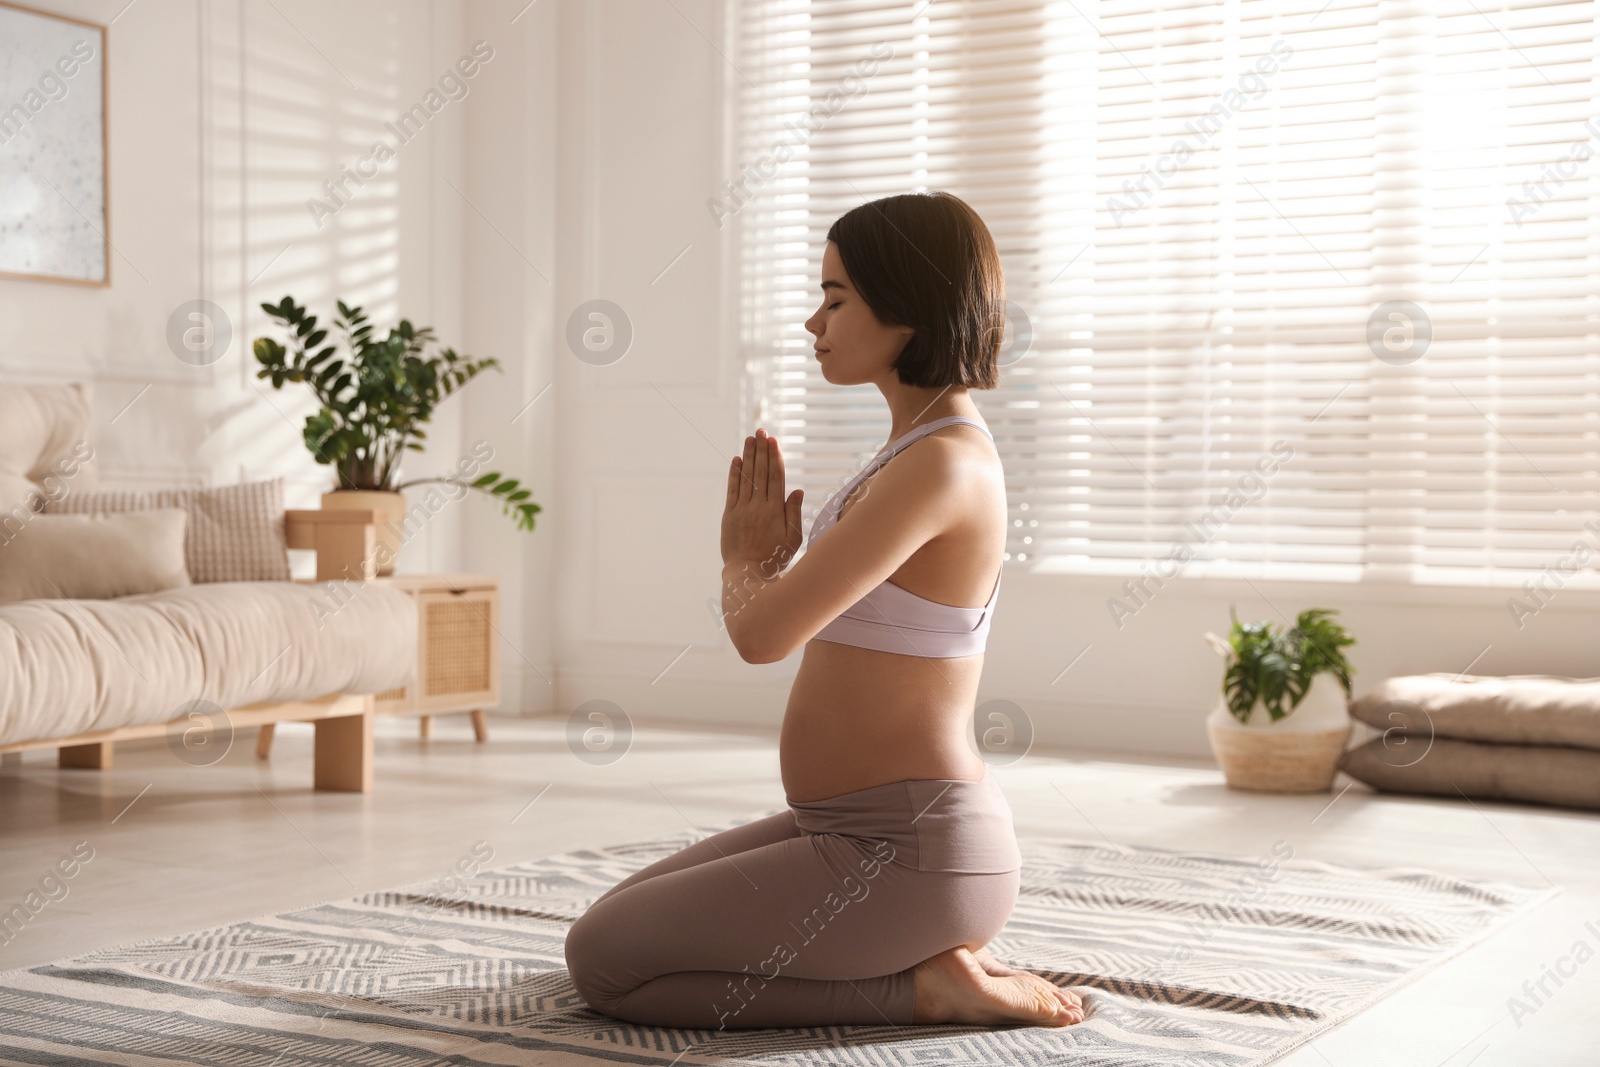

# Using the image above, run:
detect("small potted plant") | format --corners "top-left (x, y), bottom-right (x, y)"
top-left (1204, 607), bottom-right (1356, 793)
top-left (253, 295), bottom-right (541, 573)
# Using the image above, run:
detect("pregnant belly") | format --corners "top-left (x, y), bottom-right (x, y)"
top-left (780, 638), bottom-right (987, 803)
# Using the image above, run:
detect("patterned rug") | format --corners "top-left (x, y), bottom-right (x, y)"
top-left (0, 816), bottom-right (1555, 1067)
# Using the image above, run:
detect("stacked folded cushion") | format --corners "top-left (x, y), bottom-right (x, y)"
top-left (1341, 674), bottom-right (1600, 810)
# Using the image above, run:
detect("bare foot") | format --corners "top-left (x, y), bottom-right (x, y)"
top-left (912, 946), bottom-right (1085, 1027)
top-left (969, 946), bottom-right (1082, 1016)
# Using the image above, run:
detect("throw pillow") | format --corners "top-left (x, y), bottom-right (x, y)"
top-left (0, 382), bottom-right (98, 517)
top-left (44, 477), bottom-right (291, 583)
top-left (0, 509), bottom-right (190, 605)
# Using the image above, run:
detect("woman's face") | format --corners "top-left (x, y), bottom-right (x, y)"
top-left (804, 241), bottom-right (914, 385)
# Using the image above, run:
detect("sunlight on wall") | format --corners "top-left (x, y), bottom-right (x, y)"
top-left (211, 1), bottom-right (407, 504)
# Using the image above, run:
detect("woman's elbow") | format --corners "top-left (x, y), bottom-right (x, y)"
top-left (736, 637), bottom-right (786, 664)
top-left (731, 623), bottom-right (795, 664)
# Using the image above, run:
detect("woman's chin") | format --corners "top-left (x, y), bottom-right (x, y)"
top-left (817, 360), bottom-right (863, 386)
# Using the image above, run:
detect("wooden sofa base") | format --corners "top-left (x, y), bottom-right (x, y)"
top-left (0, 694), bottom-right (377, 792)
top-left (58, 740), bottom-right (114, 769)
top-left (255, 707), bottom-right (488, 760)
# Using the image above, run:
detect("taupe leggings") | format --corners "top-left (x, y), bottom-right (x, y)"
top-left (563, 768), bottom-right (1022, 1029)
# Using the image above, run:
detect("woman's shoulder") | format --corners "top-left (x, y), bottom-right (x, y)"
top-left (833, 417), bottom-right (999, 521)
top-left (876, 422), bottom-right (1002, 515)
top-left (918, 420), bottom-right (1000, 471)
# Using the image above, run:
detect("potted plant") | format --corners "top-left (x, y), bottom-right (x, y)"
top-left (1203, 607), bottom-right (1356, 793)
top-left (253, 295), bottom-right (540, 574)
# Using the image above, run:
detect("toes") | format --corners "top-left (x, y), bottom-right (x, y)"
top-left (1038, 993), bottom-right (1077, 1026)
top-left (1043, 990), bottom-right (1084, 1024)
top-left (1032, 979), bottom-right (1085, 1025)
top-left (1054, 990), bottom-right (1085, 1025)
top-left (1016, 978), bottom-right (1073, 1026)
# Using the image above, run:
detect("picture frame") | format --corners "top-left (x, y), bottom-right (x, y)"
top-left (0, 0), bottom-right (109, 287)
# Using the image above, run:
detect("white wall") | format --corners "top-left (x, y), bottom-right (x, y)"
top-left (456, 0), bottom-right (559, 716)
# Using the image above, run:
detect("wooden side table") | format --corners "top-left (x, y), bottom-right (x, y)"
top-left (260, 572), bottom-right (500, 758)
top-left (371, 573), bottom-right (501, 741)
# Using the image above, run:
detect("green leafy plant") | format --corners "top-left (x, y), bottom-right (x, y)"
top-left (1219, 607), bottom-right (1355, 724)
top-left (253, 295), bottom-right (541, 532)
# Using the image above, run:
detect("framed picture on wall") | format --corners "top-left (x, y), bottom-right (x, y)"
top-left (0, 0), bottom-right (109, 286)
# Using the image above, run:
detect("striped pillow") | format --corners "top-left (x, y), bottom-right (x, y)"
top-left (44, 478), bottom-right (290, 583)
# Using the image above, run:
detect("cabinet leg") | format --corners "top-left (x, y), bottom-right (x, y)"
top-left (314, 712), bottom-right (373, 792)
top-left (470, 710), bottom-right (488, 743)
top-left (256, 723), bottom-right (276, 760)
top-left (418, 715), bottom-right (432, 740)
top-left (60, 742), bottom-right (113, 770)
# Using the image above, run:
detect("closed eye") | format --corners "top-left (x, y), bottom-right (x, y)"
top-left (828, 302), bottom-right (841, 310)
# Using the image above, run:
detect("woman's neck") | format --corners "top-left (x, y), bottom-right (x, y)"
top-left (884, 384), bottom-right (978, 442)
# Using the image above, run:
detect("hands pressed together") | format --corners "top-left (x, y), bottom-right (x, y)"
top-left (722, 428), bottom-right (804, 578)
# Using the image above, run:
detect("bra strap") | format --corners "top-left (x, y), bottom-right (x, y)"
top-left (880, 415), bottom-right (992, 460)
top-left (812, 416), bottom-right (994, 539)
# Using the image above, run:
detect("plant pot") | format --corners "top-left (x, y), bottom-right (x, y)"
top-left (320, 489), bottom-right (406, 576)
top-left (1206, 672), bottom-right (1352, 793)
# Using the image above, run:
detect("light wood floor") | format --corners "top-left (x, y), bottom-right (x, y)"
top-left (1, 715), bottom-right (1594, 1065)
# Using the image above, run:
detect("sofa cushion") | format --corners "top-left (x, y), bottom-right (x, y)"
top-left (1340, 735), bottom-right (1600, 811)
top-left (1349, 673), bottom-right (1600, 750)
top-left (0, 509), bottom-right (190, 606)
top-left (0, 382), bottom-right (98, 517)
top-left (45, 478), bottom-right (291, 583)
top-left (0, 581), bottom-right (416, 748)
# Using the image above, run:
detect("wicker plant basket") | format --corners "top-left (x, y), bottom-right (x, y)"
top-left (1207, 718), bottom-right (1352, 793)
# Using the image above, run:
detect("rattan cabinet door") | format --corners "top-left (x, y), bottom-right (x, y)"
top-left (414, 587), bottom-right (500, 713)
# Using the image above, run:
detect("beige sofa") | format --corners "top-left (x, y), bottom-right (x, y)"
top-left (0, 383), bottom-right (416, 791)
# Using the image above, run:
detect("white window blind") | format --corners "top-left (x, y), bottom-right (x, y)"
top-left (732, 0), bottom-right (1600, 589)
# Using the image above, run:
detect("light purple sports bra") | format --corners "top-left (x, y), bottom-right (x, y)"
top-left (806, 415), bottom-right (1002, 658)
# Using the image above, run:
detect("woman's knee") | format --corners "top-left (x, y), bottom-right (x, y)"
top-left (564, 906), bottom-right (632, 1013)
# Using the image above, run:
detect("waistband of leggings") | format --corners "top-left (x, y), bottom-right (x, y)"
top-left (786, 764), bottom-right (996, 809)
top-left (785, 767), bottom-right (1020, 874)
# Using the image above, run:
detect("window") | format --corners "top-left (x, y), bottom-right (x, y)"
top-left (730, 0), bottom-right (1600, 589)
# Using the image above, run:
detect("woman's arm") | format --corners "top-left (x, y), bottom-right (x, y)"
top-left (719, 558), bottom-right (778, 660)
top-left (719, 430), bottom-right (963, 664)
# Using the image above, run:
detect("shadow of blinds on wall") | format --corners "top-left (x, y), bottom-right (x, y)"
top-left (732, 0), bottom-right (1600, 588)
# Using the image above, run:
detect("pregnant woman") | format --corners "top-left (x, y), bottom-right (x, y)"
top-left (565, 191), bottom-right (1082, 1031)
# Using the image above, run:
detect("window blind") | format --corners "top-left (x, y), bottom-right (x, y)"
top-left (731, 0), bottom-right (1600, 589)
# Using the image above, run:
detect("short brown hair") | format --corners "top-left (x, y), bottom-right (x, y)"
top-left (825, 191), bottom-right (1005, 389)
